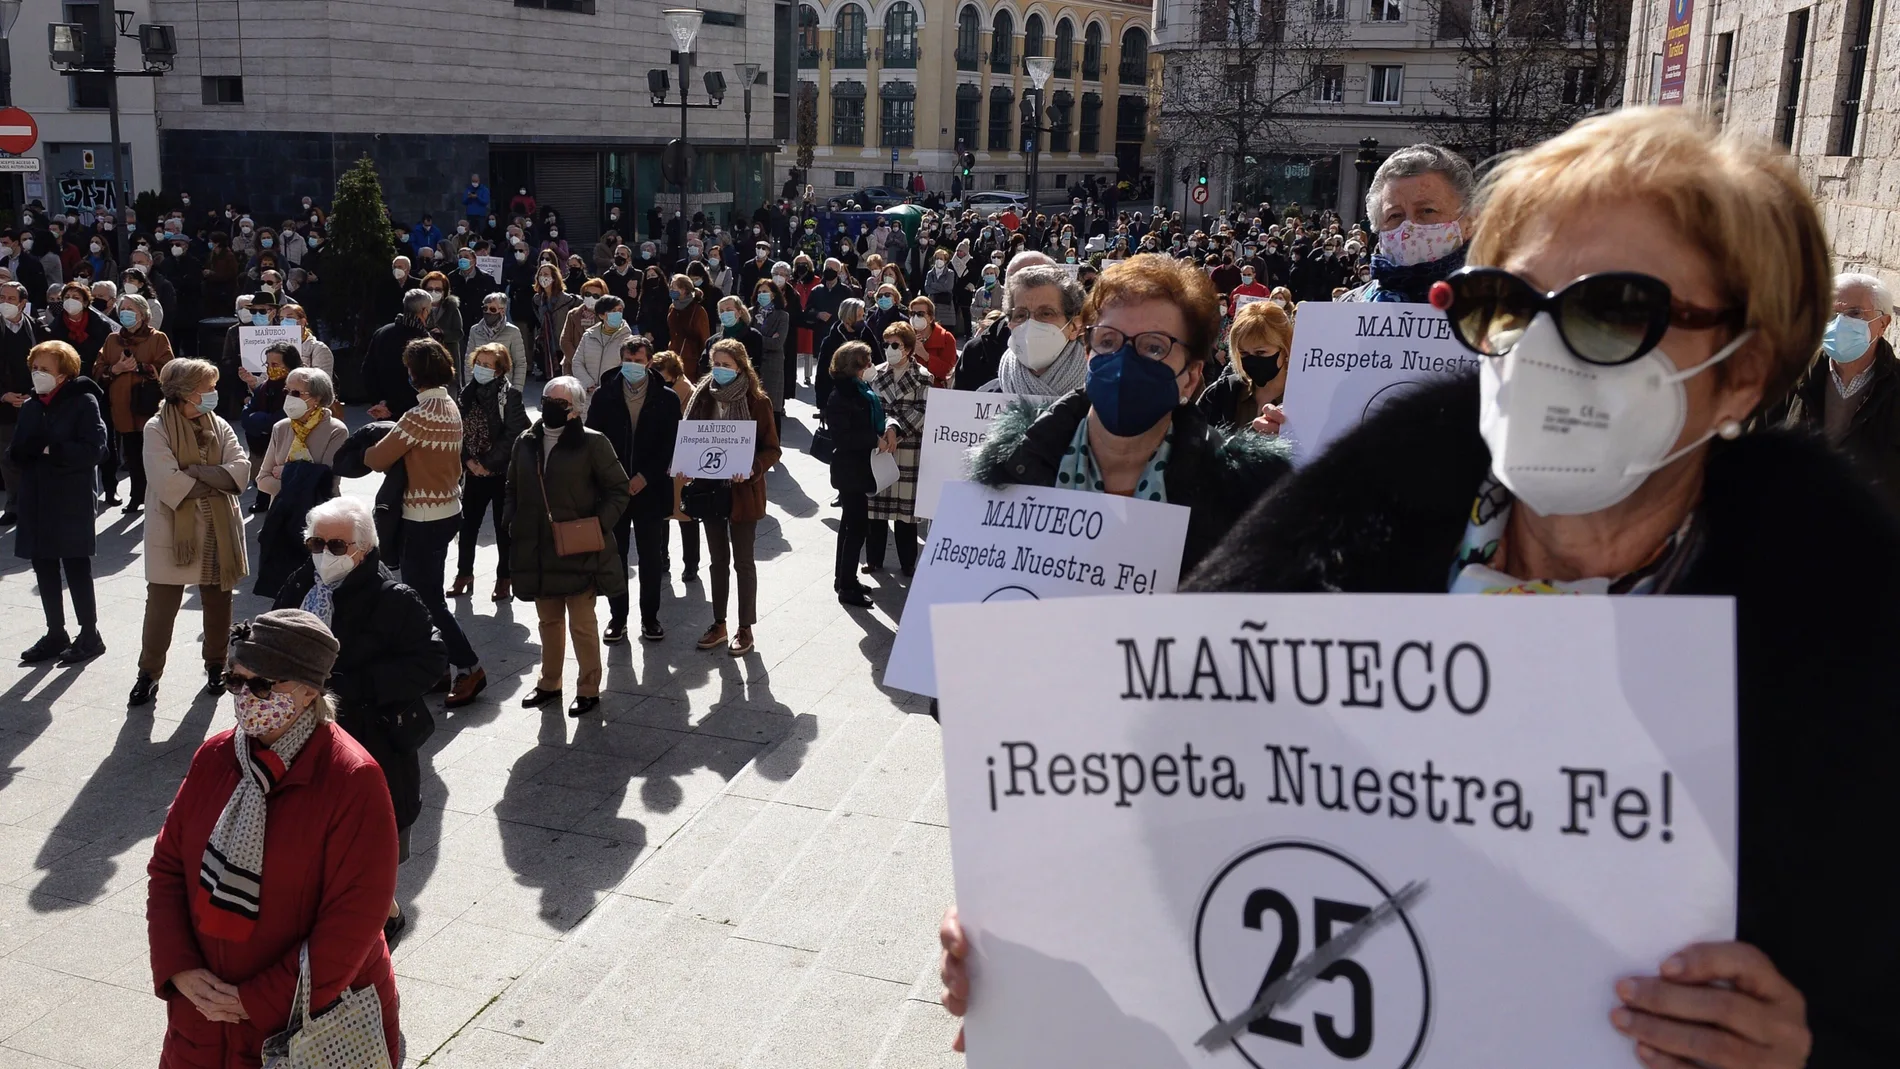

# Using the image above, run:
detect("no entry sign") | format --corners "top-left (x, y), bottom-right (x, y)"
top-left (0, 108), bottom-right (39, 156)
top-left (1191, 185), bottom-right (1209, 205)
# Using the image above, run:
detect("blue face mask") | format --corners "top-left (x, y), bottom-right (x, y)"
top-left (260, 238), bottom-right (274, 248)
top-left (877, 296), bottom-right (894, 311)
top-left (1085, 344), bottom-right (1184, 437)
top-left (1823, 313), bottom-right (1873, 363)
top-left (757, 292), bottom-right (774, 308)
top-left (623, 362), bottom-right (648, 384)
top-left (198, 390), bottom-right (219, 412)
top-left (710, 366), bottom-right (739, 386)
top-left (605, 311), bottom-right (624, 329)
top-left (719, 309), bottom-right (739, 327)
top-left (458, 258), bottom-right (472, 271)
top-left (252, 312), bottom-right (271, 326)
top-left (118, 310), bottom-right (138, 327)
top-left (641, 249), bottom-right (651, 260)
top-left (470, 363), bottom-right (498, 385)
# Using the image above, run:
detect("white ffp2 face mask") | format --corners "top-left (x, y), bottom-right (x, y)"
top-left (1478, 313), bottom-right (1753, 516)
top-left (1009, 320), bottom-right (1068, 372)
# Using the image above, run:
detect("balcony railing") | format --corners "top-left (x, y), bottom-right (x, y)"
top-left (1118, 59), bottom-right (1146, 81)
top-left (990, 48), bottom-right (1013, 74)
top-left (798, 46), bottom-right (822, 67)
top-left (881, 44), bottom-right (919, 68)
top-left (1083, 55), bottom-right (1101, 79)
top-left (955, 46), bottom-right (980, 71)
top-left (835, 46), bottom-right (868, 68)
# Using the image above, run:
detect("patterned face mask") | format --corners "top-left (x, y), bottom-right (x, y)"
top-left (234, 688), bottom-right (303, 737)
top-left (1376, 217), bottom-right (1465, 268)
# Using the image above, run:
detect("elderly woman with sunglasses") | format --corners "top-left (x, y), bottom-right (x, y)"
top-left (1173, 108), bottom-right (1890, 1066)
top-left (968, 254), bottom-right (1293, 575)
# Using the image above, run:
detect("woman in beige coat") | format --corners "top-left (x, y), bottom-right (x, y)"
top-left (130, 357), bottom-right (251, 707)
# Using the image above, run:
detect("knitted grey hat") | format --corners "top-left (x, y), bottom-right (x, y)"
top-left (227, 610), bottom-right (338, 690)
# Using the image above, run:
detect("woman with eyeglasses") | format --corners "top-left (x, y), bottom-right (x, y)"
top-left (968, 254), bottom-right (1292, 573)
top-left (274, 496), bottom-right (446, 946)
top-left (147, 609), bottom-right (404, 1066)
top-left (1177, 108), bottom-right (1882, 1066)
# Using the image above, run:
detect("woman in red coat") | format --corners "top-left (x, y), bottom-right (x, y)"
top-left (907, 295), bottom-right (958, 386)
top-left (147, 609), bottom-right (401, 1068)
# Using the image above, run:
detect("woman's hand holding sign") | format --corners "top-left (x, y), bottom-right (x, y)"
top-left (1612, 942), bottom-right (1810, 1069)
top-left (939, 906), bottom-right (969, 1053)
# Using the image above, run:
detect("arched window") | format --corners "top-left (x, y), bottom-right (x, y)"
top-left (957, 6), bottom-right (981, 70)
top-left (1118, 25), bottom-right (1147, 81)
top-left (1024, 14), bottom-right (1045, 61)
top-left (990, 10), bottom-right (1014, 73)
top-left (835, 4), bottom-right (867, 66)
top-left (797, 5), bottom-right (821, 66)
top-left (1054, 17), bottom-right (1074, 77)
top-left (884, 2), bottom-right (919, 66)
top-left (1083, 21), bottom-right (1103, 79)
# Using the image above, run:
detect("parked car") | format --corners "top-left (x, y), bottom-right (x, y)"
top-left (851, 187), bottom-right (908, 209)
top-left (953, 191), bottom-right (1029, 212)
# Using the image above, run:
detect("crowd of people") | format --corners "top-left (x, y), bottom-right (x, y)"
top-left (0, 104), bottom-right (1894, 1065)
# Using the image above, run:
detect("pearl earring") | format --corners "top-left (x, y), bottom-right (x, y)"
top-left (1717, 420), bottom-right (1743, 440)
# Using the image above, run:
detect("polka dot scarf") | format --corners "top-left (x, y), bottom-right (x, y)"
top-left (1054, 416), bottom-right (1172, 501)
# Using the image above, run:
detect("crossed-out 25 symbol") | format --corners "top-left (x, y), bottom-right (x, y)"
top-left (700, 446), bottom-right (727, 474)
top-left (1195, 840), bottom-right (1432, 1068)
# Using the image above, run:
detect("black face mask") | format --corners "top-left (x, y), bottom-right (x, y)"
top-left (822, 270), bottom-right (838, 284)
top-left (542, 400), bottom-right (572, 428)
top-left (1240, 353), bottom-right (1280, 385)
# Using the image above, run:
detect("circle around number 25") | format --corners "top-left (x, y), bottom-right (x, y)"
top-left (700, 446), bottom-right (727, 474)
top-left (1194, 840), bottom-right (1432, 1069)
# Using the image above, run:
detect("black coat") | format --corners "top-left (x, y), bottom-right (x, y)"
top-left (7, 376), bottom-right (107, 559)
top-left (1188, 374), bottom-right (1900, 1064)
top-left (585, 366), bottom-right (682, 522)
top-left (0, 318), bottom-right (38, 426)
top-left (253, 461), bottom-right (335, 599)
top-left (954, 312), bottom-right (1009, 392)
top-left (274, 549), bottom-right (446, 830)
top-left (457, 378), bottom-right (530, 474)
top-left (1773, 338), bottom-right (1900, 518)
top-left (45, 309), bottom-right (116, 369)
top-left (361, 317), bottom-right (428, 416)
top-left (971, 391), bottom-right (1292, 576)
top-left (822, 378), bottom-right (883, 493)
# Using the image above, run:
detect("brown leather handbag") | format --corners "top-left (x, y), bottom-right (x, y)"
top-left (540, 455), bottom-right (604, 557)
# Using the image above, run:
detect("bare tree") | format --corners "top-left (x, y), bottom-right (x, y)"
top-left (1415, 0), bottom-right (1628, 159)
top-left (1160, 0), bottom-right (1352, 200)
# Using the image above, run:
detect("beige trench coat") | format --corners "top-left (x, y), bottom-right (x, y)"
top-left (141, 411), bottom-right (251, 587)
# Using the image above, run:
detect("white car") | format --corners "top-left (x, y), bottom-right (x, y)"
top-left (956, 191), bottom-right (1029, 212)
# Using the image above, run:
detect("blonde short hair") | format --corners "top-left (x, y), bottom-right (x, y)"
top-left (1469, 107), bottom-right (1831, 406)
top-left (160, 357), bottom-right (219, 402)
top-left (1228, 301), bottom-right (1294, 384)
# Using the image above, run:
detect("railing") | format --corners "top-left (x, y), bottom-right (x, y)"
top-left (990, 48), bottom-right (1014, 74)
top-left (798, 46), bottom-right (822, 67)
top-left (881, 45), bottom-right (919, 68)
top-left (1083, 55), bottom-right (1101, 79)
top-left (955, 46), bottom-right (980, 71)
top-left (1118, 59), bottom-right (1146, 81)
top-left (835, 46), bottom-right (868, 68)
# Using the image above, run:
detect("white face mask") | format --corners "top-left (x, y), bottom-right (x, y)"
top-left (393, 268), bottom-right (407, 280)
top-left (1008, 319), bottom-right (1068, 372)
top-left (31, 370), bottom-right (57, 394)
top-left (314, 549), bottom-right (357, 585)
top-left (62, 298), bottom-right (85, 316)
top-left (885, 344), bottom-right (907, 362)
top-left (282, 396), bottom-right (310, 420)
top-left (0, 303), bottom-right (18, 321)
top-left (1478, 313), bottom-right (1753, 516)
top-left (909, 315), bottom-right (929, 332)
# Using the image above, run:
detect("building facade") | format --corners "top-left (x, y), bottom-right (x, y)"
top-left (5, 0), bottom-right (162, 221)
top-left (1627, 0), bottom-right (1894, 275)
top-left (1153, 0), bottom-right (1622, 220)
top-left (146, 0), bottom-right (793, 249)
top-left (792, 0), bottom-right (1160, 201)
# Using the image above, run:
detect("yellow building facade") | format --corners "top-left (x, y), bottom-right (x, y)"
top-left (793, 0), bottom-right (1161, 200)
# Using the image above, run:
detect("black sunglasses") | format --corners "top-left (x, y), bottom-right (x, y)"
top-left (304, 536), bottom-right (353, 556)
top-left (223, 673), bottom-right (279, 698)
top-left (1430, 268), bottom-right (1740, 367)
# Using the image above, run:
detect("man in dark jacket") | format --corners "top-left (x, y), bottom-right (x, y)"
top-left (1773, 272), bottom-right (1899, 515)
top-left (0, 283), bottom-right (40, 524)
top-left (363, 291), bottom-right (431, 419)
top-left (155, 234), bottom-right (201, 351)
top-left (274, 494), bottom-right (446, 943)
top-left (586, 342), bottom-right (682, 642)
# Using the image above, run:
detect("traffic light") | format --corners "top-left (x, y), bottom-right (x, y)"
top-left (961, 151), bottom-right (975, 178)
top-left (1197, 160), bottom-right (1209, 188)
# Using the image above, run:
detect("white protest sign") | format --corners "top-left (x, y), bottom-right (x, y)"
top-left (239, 324), bottom-right (301, 375)
top-left (670, 419), bottom-right (757, 479)
top-left (1233, 294), bottom-right (1271, 312)
top-left (885, 481), bottom-right (1189, 697)
top-left (1279, 301), bottom-right (1478, 464)
top-left (914, 389), bottom-right (1027, 520)
top-left (934, 594), bottom-right (1738, 1069)
top-left (476, 255), bottom-right (505, 283)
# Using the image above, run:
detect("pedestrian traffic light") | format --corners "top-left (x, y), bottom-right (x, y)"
top-left (961, 151), bottom-right (975, 177)
top-left (1197, 160), bottom-right (1208, 187)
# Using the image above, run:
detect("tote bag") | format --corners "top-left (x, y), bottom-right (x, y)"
top-left (260, 943), bottom-right (392, 1069)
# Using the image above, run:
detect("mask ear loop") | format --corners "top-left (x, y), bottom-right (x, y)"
top-left (1626, 329), bottom-right (1756, 477)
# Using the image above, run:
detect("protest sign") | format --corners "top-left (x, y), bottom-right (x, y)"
top-left (238, 324), bottom-right (300, 375)
top-left (914, 389), bottom-right (1027, 519)
top-left (885, 481), bottom-right (1189, 697)
top-left (1233, 294), bottom-right (1271, 312)
top-left (476, 255), bottom-right (504, 284)
top-left (1279, 301), bottom-right (1478, 464)
top-left (670, 419), bottom-right (757, 480)
top-left (934, 593), bottom-right (1737, 1069)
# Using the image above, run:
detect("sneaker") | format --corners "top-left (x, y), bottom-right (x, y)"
top-left (19, 631), bottom-right (71, 664)
top-left (603, 620), bottom-right (628, 645)
top-left (58, 629), bottom-right (105, 664)
top-left (640, 620), bottom-right (666, 642)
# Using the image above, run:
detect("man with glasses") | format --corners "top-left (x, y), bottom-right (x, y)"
top-left (273, 494), bottom-right (446, 946)
top-left (1774, 272), bottom-right (1900, 512)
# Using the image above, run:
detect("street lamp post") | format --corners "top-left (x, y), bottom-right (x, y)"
top-left (1353, 137), bottom-right (1380, 227)
top-left (1024, 56), bottom-right (1052, 219)
top-left (734, 61), bottom-right (760, 212)
top-left (45, 5), bottom-right (173, 224)
top-left (0, 0), bottom-right (22, 108)
top-left (650, 10), bottom-right (725, 231)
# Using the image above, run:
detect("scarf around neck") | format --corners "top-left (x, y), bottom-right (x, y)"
top-left (197, 711), bottom-right (319, 941)
top-left (160, 400), bottom-right (245, 591)
top-left (286, 405), bottom-right (325, 461)
top-left (1366, 244), bottom-right (1468, 304)
top-left (996, 336), bottom-right (1089, 397)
